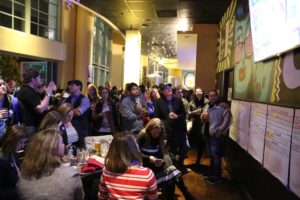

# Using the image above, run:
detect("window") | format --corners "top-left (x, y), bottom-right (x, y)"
top-left (0, 0), bottom-right (25, 31)
top-left (0, 0), bottom-right (60, 40)
top-left (92, 17), bottom-right (112, 86)
top-left (30, 0), bottom-right (60, 40)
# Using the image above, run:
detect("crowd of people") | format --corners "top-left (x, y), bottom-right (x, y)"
top-left (0, 68), bottom-right (232, 200)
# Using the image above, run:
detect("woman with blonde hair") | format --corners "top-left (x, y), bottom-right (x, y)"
top-left (86, 84), bottom-right (100, 104)
top-left (137, 118), bottom-right (195, 200)
top-left (57, 103), bottom-right (79, 146)
top-left (98, 132), bottom-right (158, 200)
top-left (38, 111), bottom-right (62, 131)
top-left (86, 84), bottom-right (100, 135)
top-left (146, 87), bottom-right (160, 119)
top-left (17, 129), bottom-right (84, 200)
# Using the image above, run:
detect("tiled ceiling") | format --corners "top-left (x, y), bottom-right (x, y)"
top-left (80, 0), bottom-right (231, 56)
top-left (80, 0), bottom-right (231, 33)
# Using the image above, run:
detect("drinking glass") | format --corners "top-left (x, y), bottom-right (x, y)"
top-left (135, 96), bottom-right (140, 104)
top-left (0, 108), bottom-right (8, 119)
top-left (94, 142), bottom-right (101, 155)
top-left (76, 149), bottom-right (84, 163)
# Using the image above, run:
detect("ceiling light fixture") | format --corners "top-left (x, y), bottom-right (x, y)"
top-left (178, 19), bottom-right (193, 32)
top-left (144, 31), bottom-right (177, 60)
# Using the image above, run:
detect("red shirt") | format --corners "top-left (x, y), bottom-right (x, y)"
top-left (98, 166), bottom-right (158, 200)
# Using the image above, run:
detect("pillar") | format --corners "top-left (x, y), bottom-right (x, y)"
top-left (123, 30), bottom-right (141, 87)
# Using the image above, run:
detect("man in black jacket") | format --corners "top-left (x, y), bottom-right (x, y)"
top-left (63, 80), bottom-right (90, 146)
top-left (154, 83), bottom-right (190, 172)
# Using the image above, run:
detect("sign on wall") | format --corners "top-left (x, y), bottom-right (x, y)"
top-left (248, 103), bottom-right (267, 164)
top-left (290, 109), bottom-right (300, 197)
top-left (229, 100), bottom-right (251, 151)
top-left (263, 105), bottom-right (294, 186)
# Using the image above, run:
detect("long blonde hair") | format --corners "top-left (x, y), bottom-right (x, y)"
top-left (57, 103), bottom-right (73, 122)
top-left (86, 83), bottom-right (100, 101)
top-left (38, 111), bottom-right (62, 131)
top-left (140, 118), bottom-right (167, 154)
top-left (21, 129), bottom-right (62, 179)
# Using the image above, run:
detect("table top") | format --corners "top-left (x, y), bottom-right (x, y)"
top-left (85, 135), bottom-right (113, 150)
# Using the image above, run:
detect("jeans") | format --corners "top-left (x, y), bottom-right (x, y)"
top-left (178, 134), bottom-right (190, 166)
top-left (167, 132), bottom-right (190, 168)
top-left (208, 135), bottom-right (226, 179)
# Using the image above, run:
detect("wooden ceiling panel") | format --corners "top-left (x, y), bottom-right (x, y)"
top-left (83, 0), bottom-right (128, 9)
top-left (153, 2), bottom-right (179, 11)
top-left (81, 0), bottom-right (231, 58)
top-left (153, 0), bottom-right (178, 2)
top-left (81, 0), bottom-right (231, 33)
top-left (127, 1), bottom-right (154, 10)
top-left (157, 17), bottom-right (178, 25)
top-left (133, 10), bottom-right (157, 19)
top-left (178, 9), bottom-right (202, 18)
top-left (126, 0), bottom-right (153, 2)
top-left (110, 10), bottom-right (135, 18)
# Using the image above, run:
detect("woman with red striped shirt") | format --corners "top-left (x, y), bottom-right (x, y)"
top-left (98, 132), bottom-right (158, 200)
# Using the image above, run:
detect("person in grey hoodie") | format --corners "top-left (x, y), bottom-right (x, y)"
top-left (119, 82), bottom-right (148, 134)
top-left (201, 90), bottom-right (232, 184)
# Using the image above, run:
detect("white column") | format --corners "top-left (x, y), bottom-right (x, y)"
top-left (123, 30), bottom-right (141, 86)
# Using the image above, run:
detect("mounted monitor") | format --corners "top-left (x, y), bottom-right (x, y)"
top-left (249, 0), bottom-right (300, 62)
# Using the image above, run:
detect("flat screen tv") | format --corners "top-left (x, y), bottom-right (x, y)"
top-left (249, 0), bottom-right (300, 62)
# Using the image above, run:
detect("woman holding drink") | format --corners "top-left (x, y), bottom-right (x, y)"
top-left (0, 79), bottom-right (23, 137)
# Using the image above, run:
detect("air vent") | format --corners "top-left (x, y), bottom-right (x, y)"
top-left (156, 10), bottom-right (177, 17)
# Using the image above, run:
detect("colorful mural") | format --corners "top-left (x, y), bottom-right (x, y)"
top-left (233, 9), bottom-right (276, 102)
top-left (276, 49), bottom-right (300, 106)
top-left (217, 0), bottom-right (300, 107)
top-left (217, 0), bottom-right (236, 72)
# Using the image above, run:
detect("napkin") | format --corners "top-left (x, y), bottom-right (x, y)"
top-left (80, 155), bottom-right (105, 173)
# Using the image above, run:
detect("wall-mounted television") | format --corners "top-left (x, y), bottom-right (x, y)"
top-left (249, 0), bottom-right (300, 62)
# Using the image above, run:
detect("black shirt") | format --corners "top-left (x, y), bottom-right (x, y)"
top-left (17, 85), bottom-right (42, 127)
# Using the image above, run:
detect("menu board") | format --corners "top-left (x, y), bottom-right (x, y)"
top-left (229, 100), bottom-right (239, 142)
top-left (238, 101), bottom-right (251, 150)
top-left (248, 103), bottom-right (268, 164)
top-left (290, 109), bottom-right (300, 197)
top-left (229, 100), bottom-right (251, 150)
top-left (263, 105), bottom-right (294, 186)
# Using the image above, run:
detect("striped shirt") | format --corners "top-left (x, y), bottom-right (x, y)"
top-left (98, 166), bottom-right (158, 200)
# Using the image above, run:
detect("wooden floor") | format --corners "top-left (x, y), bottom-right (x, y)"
top-left (83, 148), bottom-right (248, 200)
top-left (174, 149), bottom-right (247, 200)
